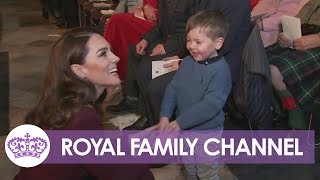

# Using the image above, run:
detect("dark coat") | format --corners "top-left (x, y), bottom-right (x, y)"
top-left (234, 24), bottom-right (273, 129)
top-left (142, 0), bottom-right (196, 55)
top-left (198, 0), bottom-right (251, 82)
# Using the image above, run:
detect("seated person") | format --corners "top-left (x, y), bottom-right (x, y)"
top-left (14, 28), bottom-right (154, 180)
top-left (251, 0), bottom-right (309, 47)
top-left (152, 10), bottom-right (231, 179)
top-left (267, 0), bottom-right (320, 129)
top-left (106, 0), bottom-right (196, 128)
top-left (104, 0), bottom-right (158, 80)
top-left (114, 0), bottom-right (143, 13)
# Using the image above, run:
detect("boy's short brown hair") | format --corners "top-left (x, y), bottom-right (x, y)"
top-left (186, 10), bottom-right (229, 41)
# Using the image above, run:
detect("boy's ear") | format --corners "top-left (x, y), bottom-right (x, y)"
top-left (70, 64), bottom-right (87, 79)
top-left (215, 37), bottom-right (225, 50)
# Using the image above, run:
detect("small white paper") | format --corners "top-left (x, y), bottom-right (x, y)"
top-left (281, 15), bottom-right (302, 43)
top-left (152, 59), bottom-right (182, 79)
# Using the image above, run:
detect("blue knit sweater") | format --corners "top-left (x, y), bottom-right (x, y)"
top-left (160, 55), bottom-right (232, 130)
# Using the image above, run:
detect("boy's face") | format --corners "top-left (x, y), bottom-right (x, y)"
top-left (186, 27), bottom-right (224, 61)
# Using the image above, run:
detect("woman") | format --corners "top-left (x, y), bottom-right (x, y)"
top-left (103, 0), bottom-right (158, 80)
top-left (267, 0), bottom-right (320, 129)
top-left (14, 28), bottom-right (154, 180)
top-left (251, 0), bottom-right (309, 47)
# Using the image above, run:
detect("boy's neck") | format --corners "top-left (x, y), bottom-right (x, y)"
top-left (208, 52), bottom-right (218, 59)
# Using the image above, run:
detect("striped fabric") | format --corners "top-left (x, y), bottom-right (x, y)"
top-left (266, 43), bottom-right (320, 107)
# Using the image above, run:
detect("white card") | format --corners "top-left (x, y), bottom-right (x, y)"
top-left (151, 59), bottom-right (182, 79)
top-left (281, 15), bottom-right (302, 42)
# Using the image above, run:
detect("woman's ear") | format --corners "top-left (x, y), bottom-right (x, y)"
top-left (71, 64), bottom-right (86, 79)
top-left (215, 37), bottom-right (225, 50)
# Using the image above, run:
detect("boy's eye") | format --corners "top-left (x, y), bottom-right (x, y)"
top-left (196, 41), bottom-right (201, 45)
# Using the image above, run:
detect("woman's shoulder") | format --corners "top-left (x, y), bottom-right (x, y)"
top-left (63, 106), bottom-right (103, 130)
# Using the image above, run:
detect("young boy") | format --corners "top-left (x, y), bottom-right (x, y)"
top-left (156, 10), bottom-right (232, 179)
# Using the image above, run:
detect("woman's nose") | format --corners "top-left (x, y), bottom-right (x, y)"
top-left (110, 53), bottom-right (120, 63)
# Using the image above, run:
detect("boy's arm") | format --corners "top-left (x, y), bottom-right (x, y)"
top-left (159, 76), bottom-right (177, 119)
top-left (176, 69), bottom-right (232, 130)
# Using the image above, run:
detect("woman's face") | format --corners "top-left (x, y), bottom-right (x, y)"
top-left (78, 34), bottom-right (120, 89)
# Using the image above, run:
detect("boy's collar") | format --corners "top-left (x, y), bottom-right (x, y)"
top-left (196, 55), bottom-right (222, 65)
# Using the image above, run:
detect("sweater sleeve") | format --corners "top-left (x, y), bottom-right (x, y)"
top-left (262, 0), bottom-right (309, 32)
top-left (159, 75), bottom-right (178, 119)
top-left (251, 0), bottom-right (279, 18)
top-left (176, 68), bottom-right (232, 130)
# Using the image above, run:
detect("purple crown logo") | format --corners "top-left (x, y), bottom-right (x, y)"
top-left (7, 133), bottom-right (48, 159)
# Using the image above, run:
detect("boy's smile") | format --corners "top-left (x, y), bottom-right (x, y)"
top-left (186, 27), bottom-right (223, 61)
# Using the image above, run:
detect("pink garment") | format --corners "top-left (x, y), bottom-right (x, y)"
top-left (251, 0), bottom-right (309, 47)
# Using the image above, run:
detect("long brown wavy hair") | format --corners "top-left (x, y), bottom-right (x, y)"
top-left (25, 28), bottom-right (102, 130)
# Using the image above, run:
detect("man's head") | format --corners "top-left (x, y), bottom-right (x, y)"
top-left (186, 10), bottom-right (229, 61)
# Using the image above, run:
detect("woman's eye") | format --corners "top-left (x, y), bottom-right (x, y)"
top-left (99, 51), bottom-right (107, 57)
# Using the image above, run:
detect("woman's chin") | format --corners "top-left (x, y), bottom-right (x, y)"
top-left (108, 78), bottom-right (121, 86)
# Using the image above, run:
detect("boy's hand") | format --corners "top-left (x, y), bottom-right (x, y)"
top-left (158, 117), bottom-right (170, 130)
top-left (150, 44), bottom-right (166, 56)
top-left (168, 120), bottom-right (181, 130)
top-left (162, 56), bottom-right (181, 72)
top-left (145, 124), bottom-right (159, 130)
top-left (136, 39), bottom-right (148, 55)
top-left (163, 61), bottom-right (180, 72)
top-left (163, 55), bottom-right (179, 61)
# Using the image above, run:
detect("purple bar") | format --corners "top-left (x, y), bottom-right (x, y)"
top-left (44, 130), bottom-right (315, 164)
